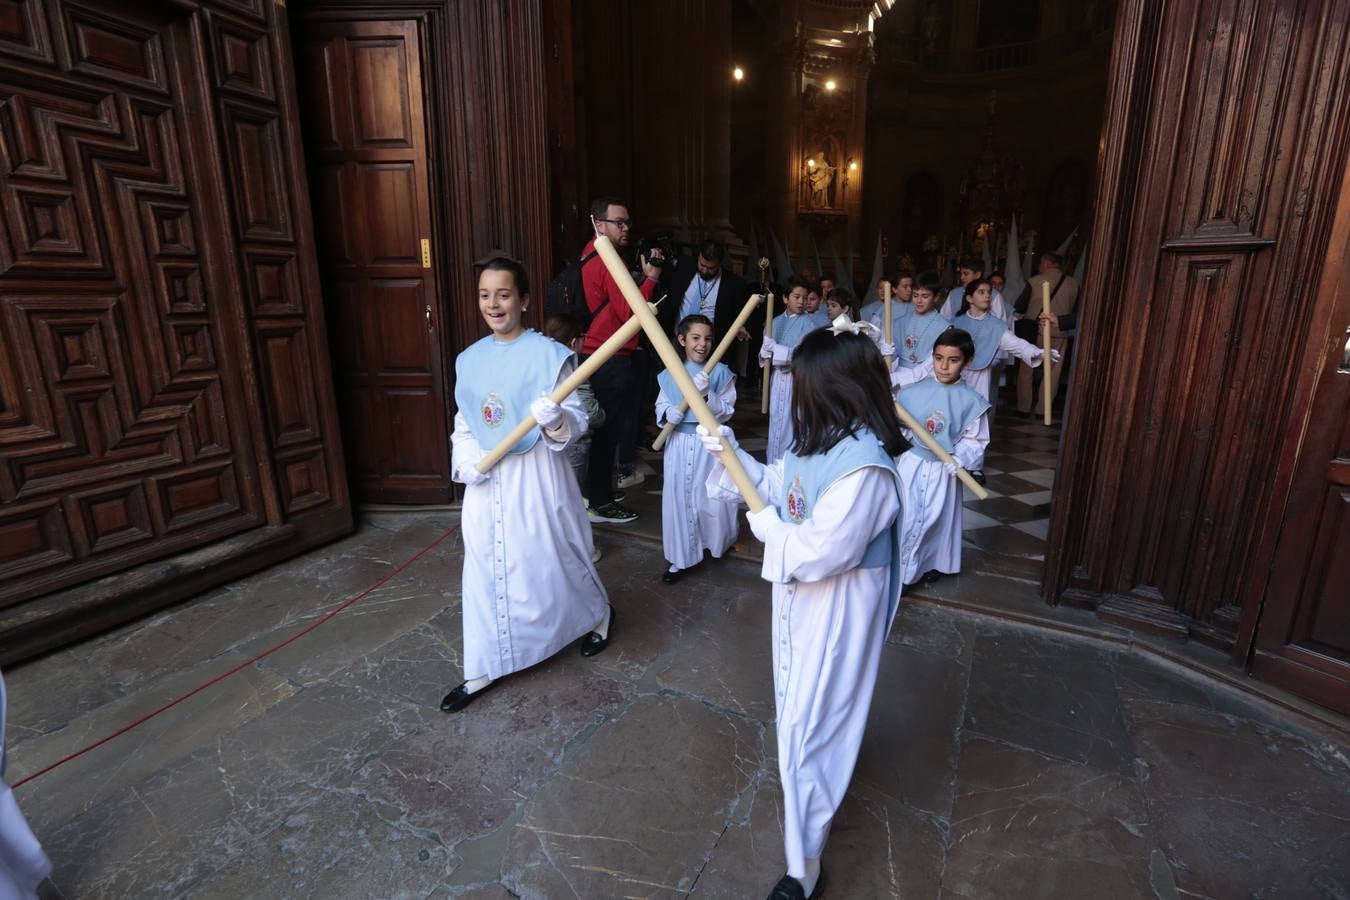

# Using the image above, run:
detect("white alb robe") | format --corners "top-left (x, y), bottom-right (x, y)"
top-left (1, 673), bottom-right (52, 900)
top-left (658, 378), bottom-right (739, 571)
top-left (763, 348), bottom-right (795, 464)
top-left (895, 418), bottom-right (987, 584)
top-left (451, 363), bottom-right (608, 680)
top-left (709, 456), bottom-right (901, 876)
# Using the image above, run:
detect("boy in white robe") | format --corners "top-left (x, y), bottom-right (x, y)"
top-left (1, 671), bottom-right (52, 900)
top-left (441, 257), bottom-right (613, 713)
top-left (703, 324), bottom-right (906, 900)
top-left (759, 278), bottom-right (816, 463)
top-left (895, 328), bottom-right (990, 586)
top-left (657, 315), bottom-right (739, 584)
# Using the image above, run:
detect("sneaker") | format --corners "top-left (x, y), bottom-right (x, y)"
top-left (588, 501), bottom-right (638, 524)
top-left (616, 470), bottom-right (645, 489)
top-left (611, 491), bottom-right (626, 503)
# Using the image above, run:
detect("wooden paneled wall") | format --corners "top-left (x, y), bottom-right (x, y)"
top-left (1048, 0), bottom-right (1350, 654)
top-left (0, 0), bottom-right (351, 662)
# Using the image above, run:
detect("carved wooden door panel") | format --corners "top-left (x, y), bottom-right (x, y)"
top-left (295, 18), bottom-right (450, 504)
top-left (0, 0), bottom-right (264, 603)
top-left (1249, 189), bottom-right (1350, 716)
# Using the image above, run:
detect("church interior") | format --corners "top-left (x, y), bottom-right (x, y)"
top-left (2, 0), bottom-right (1349, 897)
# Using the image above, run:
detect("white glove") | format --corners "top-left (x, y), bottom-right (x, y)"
top-left (530, 395), bottom-right (564, 430)
top-left (747, 506), bottom-right (784, 543)
top-left (458, 463), bottom-right (488, 486)
top-left (943, 461), bottom-right (958, 478)
top-left (1049, 349), bottom-right (1063, 364)
top-left (696, 423), bottom-right (738, 455)
top-left (692, 372), bottom-right (711, 394)
top-left (665, 405), bottom-right (685, 425)
top-left (759, 337), bottom-right (777, 362)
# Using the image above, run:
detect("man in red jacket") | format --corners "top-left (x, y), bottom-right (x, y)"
top-left (580, 196), bottom-right (662, 523)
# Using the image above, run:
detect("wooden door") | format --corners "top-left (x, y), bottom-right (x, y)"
top-left (295, 18), bottom-right (449, 504)
top-left (1047, 0), bottom-right (1350, 659)
top-left (0, 0), bottom-right (265, 604)
top-left (1248, 168), bottom-right (1350, 715)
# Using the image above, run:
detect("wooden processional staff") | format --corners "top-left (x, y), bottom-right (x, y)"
top-left (882, 281), bottom-right (894, 367)
top-left (651, 293), bottom-right (763, 452)
top-left (593, 237), bottom-right (767, 512)
top-left (1041, 280), bottom-right (1053, 426)
top-left (758, 257), bottom-right (773, 415)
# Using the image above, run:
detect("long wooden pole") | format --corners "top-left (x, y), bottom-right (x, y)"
top-left (882, 281), bottom-right (893, 367)
top-left (476, 307), bottom-right (652, 473)
top-left (760, 289), bottom-right (774, 415)
top-left (652, 293), bottom-right (763, 451)
top-left (893, 401), bottom-right (990, 500)
top-left (593, 237), bottom-right (767, 512)
top-left (1041, 279), bottom-right (1053, 426)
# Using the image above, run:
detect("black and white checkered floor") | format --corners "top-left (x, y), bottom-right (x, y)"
top-left (606, 377), bottom-right (1061, 567)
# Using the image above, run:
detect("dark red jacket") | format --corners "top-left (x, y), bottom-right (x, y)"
top-left (579, 238), bottom-right (659, 356)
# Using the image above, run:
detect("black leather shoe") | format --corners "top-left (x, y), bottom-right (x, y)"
top-left (580, 606), bottom-right (614, 657)
top-left (766, 868), bottom-right (824, 900)
top-left (922, 569), bottom-right (942, 584)
top-left (969, 469), bottom-right (986, 486)
top-left (440, 681), bottom-right (490, 713)
top-left (661, 568), bottom-right (683, 585)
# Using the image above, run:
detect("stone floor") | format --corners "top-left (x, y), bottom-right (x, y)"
top-left (7, 386), bottom-right (1350, 899)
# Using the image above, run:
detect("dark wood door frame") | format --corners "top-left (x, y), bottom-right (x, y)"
top-left (1046, 0), bottom-right (1350, 675)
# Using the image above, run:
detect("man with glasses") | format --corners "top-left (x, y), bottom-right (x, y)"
top-left (579, 196), bottom-right (662, 523)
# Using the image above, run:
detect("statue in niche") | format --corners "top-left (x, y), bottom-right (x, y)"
top-left (920, 0), bottom-right (945, 52)
top-left (809, 156), bottom-right (836, 208)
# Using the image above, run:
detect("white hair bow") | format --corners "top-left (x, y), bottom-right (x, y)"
top-left (829, 314), bottom-right (877, 337)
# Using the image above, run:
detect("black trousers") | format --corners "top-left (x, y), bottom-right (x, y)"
top-left (583, 353), bottom-right (638, 504)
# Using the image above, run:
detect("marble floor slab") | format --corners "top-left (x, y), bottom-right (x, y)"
top-left (7, 509), bottom-right (1349, 900)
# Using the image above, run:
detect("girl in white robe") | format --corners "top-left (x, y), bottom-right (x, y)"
top-left (657, 316), bottom-right (738, 582)
top-left (759, 278), bottom-right (817, 463)
top-left (702, 324), bottom-right (905, 900)
top-left (441, 257), bottom-right (612, 714)
top-left (1, 672), bottom-right (52, 900)
top-left (895, 328), bottom-right (990, 585)
top-left (950, 278), bottom-right (1058, 464)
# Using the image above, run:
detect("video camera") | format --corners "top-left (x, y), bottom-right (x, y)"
top-left (636, 230), bottom-right (676, 269)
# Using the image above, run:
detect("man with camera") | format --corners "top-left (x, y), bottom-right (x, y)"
top-left (579, 196), bottom-right (663, 523)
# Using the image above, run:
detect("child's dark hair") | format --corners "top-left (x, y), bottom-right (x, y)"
top-left (893, 270), bottom-right (915, 285)
top-left (913, 271), bottom-right (942, 295)
top-left (958, 256), bottom-right (983, 273)
top-left (676, 314), bottom-right (713, 338)
top-left (476, 255), bottom-right (530, 295)
top-left (790, 329), bottom-right (904, 457)
top-left (786, 274), bottom-right (812, 294)
top-left (935, 326), bottom-right (975, 362)
top-left (544, 313), bottom-right (583, 345)
top-left (825, 287), bottom-right (856, 318)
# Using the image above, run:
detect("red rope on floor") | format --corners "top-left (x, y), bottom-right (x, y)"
top-left (11, 522), bottom-right (461, 791)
